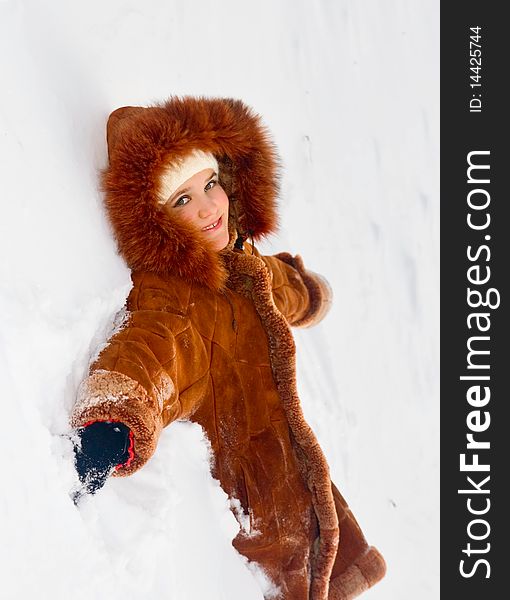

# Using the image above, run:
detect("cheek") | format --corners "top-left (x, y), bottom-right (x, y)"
top-left (169, 204), bottom-right (198, 225)
top-left (218, 190), bottom-right (229, 213)
top-left (210, 186), bottom-right (228, 207)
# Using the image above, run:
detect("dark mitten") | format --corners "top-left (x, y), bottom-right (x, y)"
top-left (74, 421), bottom-right (131, 495)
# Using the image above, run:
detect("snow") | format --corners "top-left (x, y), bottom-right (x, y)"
top-left (0, 1), bottom-right (439, 599)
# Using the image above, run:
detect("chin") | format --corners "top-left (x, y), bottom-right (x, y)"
top-left (213, 230), bottom-right (230, 251)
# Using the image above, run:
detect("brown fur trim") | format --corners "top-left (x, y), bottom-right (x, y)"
top-left (102, 97), bottom-right (282, 290)
top-left (274, 253), bottom-right (333, 328)
top-left (224, 250), bottom-right (339, 600)
top-left (71, 370), bottom-right (164, 475)
top-left (328, 547), bottom-right (386, 600)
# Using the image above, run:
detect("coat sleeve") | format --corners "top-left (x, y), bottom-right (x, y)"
top-left (70, 273), bottom-right (206, 476)
top-left (258, 249), bottom-right (333, 328)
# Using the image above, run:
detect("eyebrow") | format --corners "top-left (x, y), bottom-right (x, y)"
top-left (170, 170), bottom-right (217, 203)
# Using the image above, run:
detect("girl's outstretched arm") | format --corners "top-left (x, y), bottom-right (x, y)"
top-left (71, 271), bottom-right (206, 478)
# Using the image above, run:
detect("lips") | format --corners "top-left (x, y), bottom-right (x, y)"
top-left (202, 216), bottom-right (222, 232)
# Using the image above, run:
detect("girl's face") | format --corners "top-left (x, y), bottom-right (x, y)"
top-left (163, 168), bottom-right (230, 251)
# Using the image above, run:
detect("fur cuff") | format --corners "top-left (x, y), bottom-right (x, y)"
top-left (275, 253), bottom-right (333, 328)
top-left (71, 370), bottom-right (163, 475)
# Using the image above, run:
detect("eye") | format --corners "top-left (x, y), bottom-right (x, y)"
top-left (205, 178), bottom-right (218, 192)
top-left (173, 194), bottom-right (191, 208)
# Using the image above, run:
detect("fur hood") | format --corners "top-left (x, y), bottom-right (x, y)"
top-left (102, 96), bottom-right (281, 290)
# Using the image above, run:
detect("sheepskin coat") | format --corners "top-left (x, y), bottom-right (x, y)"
top-left (71, 96), bottom-right (386, 600)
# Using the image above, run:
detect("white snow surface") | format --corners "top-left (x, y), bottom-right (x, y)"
top-left (0, 1), bottom-right (439, 599)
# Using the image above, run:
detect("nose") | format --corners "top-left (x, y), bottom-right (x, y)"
top-left (197, 193), bottom-right (218, 220)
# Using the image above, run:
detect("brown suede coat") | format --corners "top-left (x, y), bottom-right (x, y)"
top-left (71, 97), bottom-right (385, 599)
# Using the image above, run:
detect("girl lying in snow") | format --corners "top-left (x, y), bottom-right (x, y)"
top-left (71, 96), bottom-right (386, 600)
